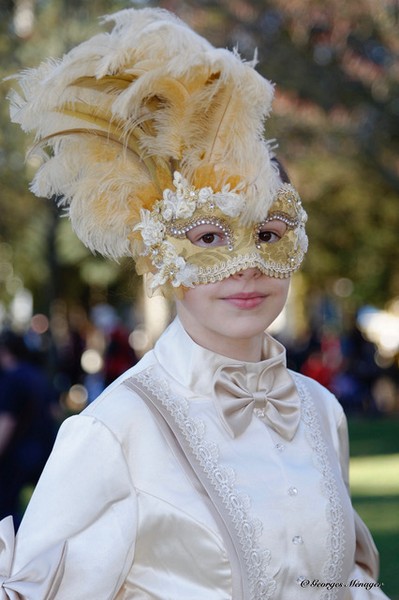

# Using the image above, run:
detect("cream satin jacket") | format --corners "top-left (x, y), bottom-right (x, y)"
top-left (0, 318), bottom-right (389, 599)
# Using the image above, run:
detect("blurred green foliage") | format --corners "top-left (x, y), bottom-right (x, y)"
top-left (0, 0), bottom-right (398, 316)
top-left (349, 417), bottom-right (399, 599)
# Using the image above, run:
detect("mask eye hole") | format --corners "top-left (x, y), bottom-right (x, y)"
top-left (186, 224), bottom-right (229, 248)
top-left (169, 218), bottom-right (234, 250)
top-left (255, 219), bottom-right (287, 248)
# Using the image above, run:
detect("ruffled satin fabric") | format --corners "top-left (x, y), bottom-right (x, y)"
top-left (0, 517), bottom-right (65, 599)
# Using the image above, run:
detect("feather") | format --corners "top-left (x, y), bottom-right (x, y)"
top-left (9, 6), bottom-right (281, 257)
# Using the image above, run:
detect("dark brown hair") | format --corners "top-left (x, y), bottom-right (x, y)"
top-left (272, 157), bottom-right (291, 184)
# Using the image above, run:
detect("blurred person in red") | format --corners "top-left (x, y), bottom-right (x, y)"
top-left (91, 304), bottom-right (138, 387)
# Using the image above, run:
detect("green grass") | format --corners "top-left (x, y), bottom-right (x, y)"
top-left (348, 418), bottom-right (399, 457)
top-left (348, 417), bottom-right (399, 600)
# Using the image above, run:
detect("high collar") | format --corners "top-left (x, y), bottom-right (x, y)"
top-left (153, 317), bottom-right (289, 398)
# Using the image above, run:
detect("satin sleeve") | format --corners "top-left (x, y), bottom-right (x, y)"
top-left (337, 412), bottom-right (390, 599)
top-left (10, 415), bottom-right (138, 599)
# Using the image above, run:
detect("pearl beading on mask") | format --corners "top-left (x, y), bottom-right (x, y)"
top-left (169, 217), bottom-right (234, 251)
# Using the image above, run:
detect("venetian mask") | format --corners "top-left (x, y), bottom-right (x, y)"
top-left (132, 172), bottom-right (308, 295)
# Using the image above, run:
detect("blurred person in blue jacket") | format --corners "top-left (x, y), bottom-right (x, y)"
top-left (0, 331), bottom-right (57, 526)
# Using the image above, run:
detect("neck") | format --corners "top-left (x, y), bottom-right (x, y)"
top-left (177, 316), bottom-right (264, 362)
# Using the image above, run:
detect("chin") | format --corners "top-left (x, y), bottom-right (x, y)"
top-left (222, 322), bottom-right (268, 341)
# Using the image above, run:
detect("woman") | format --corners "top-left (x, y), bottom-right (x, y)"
top-left (1, 7), bottom-right (388, 599)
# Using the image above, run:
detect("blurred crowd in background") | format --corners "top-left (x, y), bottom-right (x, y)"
top-left (1, 296), bottom-right (398, 526)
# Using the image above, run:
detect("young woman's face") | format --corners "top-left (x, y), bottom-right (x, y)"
top-left (176, 268), bottom-right (290, 361)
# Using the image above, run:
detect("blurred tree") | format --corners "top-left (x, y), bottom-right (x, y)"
top-left (1, 0), bottom-right (398, 321)
top-left (0, 0), bottom-right (140, 317)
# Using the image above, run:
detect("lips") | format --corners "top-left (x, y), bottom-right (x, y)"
top-left (222, 292), bottom-right (266, 309)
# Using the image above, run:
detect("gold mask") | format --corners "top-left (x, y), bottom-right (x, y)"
top-left (132, 172), bottom-right (308, 295)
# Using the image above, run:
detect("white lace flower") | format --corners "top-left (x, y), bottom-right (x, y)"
top-left (174, 195), bottom-right (197, 219)
top-left (214, 191), bottom-right (242, 217)
top-left (161, 187), bottom-right (197, 220)
top-left (161, 189), bottom-right (175, 221)
top-left (198, 186), bottom-right (214, 204)
top-left (297, 228), bottom-right (309, 253)
top-left (150, 270), bottom-right (168, 290)
top-left (148, 241), bottom-right (197, 289)
top-left (171, 259), bottom-right (198, 288)
top-left (134, 209), bottom-right (165, 248)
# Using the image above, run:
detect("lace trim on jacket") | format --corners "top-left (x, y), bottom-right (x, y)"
top-left (135, 368), bottom-right (276, 600)
top-left (293, 373), bottom-right (345, 600)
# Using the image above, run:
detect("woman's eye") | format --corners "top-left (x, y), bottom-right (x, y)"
top-left (186, 225), bottom-right (227, 247)
top-left (258, 230), bottom-right (280, 243)
top-left (200, 233), bottom-right (218, 244)
top-left (257, 220), bottom-right (287, 244)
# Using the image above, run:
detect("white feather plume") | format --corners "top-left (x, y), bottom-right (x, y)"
top-left (8, 7), bottom-right (281, 259)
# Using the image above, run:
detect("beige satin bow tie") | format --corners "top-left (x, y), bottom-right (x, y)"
top-left (213, 360), bottom-right (300, 439)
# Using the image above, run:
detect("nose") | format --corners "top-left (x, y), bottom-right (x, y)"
top-left (232, 267), bottom-right (262, 280)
